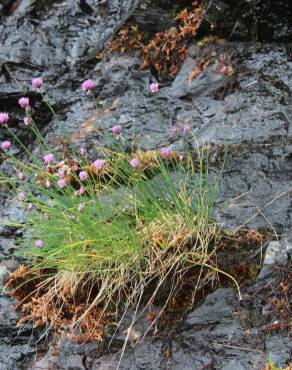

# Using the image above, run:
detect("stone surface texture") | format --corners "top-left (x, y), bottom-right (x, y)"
top-left (0, 0), bottom-right (291, 369)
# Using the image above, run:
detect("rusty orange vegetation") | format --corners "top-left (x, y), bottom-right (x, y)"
top-left (108, 1), bottom-right (206, 79)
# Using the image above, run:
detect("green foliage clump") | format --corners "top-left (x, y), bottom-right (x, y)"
top-left (1, 81), bottom-right (239, 340)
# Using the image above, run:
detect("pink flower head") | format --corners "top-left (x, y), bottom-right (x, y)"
top-left (183, 125), bottom-right (191, 135)
top-left (43, 153), bottom-right (54, 164)
top-left (0, 112), bottom-right (9, 126)
top-left (77, 186), bottom-right (86, 196)
top-left (130, 158), bottom-right (139, 168)
top-left (28, 202), bottom-right (33, 211)
top-left (45, 179), bottom-right (52, 188)
top-left (23, 117), bottom-right (31, 126)
top-left (160, 147), bottom-right (170, 158)
top-left (112, 125), bottom-right (121, 136)
top-left (57, 168), bottom-right (65, 178)
top-left (82, 79), bottom-right (96, 92)
top-left (79, 147), bottom-right (87, 156)
top-left (71, 159), bottom-right (79, 171)
top-left (93, 159), bottom-right (105, 171)
top-left (57, 165), bottom-right (69, 178)
top-left (79, 170), bottom-right (88, 182)
top-left (18, 97), bottom-right (30, 109)
top-left (150, 82), bottom-right (159, 93)
top-left (58, 178), bottom-right (67, 188)
top-left (18, 172), bottom-right (25, 180)
top-left (78, 203), bottom-right (85, 213)
top-left (32, 77), bottom-right (43, 90)
top-left (1, 140), bottom-right (12, 151)
top-left (18, 191), bottom-right (25, 202)
top-left (35, 239), bottom-right (44, 248)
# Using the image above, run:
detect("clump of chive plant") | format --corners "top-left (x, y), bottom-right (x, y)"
top-left (1, 78), bottom-right (240, 342)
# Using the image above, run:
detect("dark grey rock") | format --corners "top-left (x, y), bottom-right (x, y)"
top-left (0, 237), bottom-right (16, 256)
top-left (185, 288), bottom-right (236, 326)
top-left (0, 265), bottom-right (9, 288)
top-left (265, 336), bottom-right (292, 368)
top-left (0, 0), bottom-right (291, 369)
top-left (262, 239), bottom-right (292, 265)
top-left (204, 0), bottom-right (292, 41)
top-left (0, 292), bottom-right (36, 370)
top-left (170, 57), bottom-right (228, 98)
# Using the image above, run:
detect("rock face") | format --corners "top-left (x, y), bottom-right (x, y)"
top-left (0, 0), bottom-right (140, 143)
top-left (0, 0), bottom-right (291, 369)
top-left (204, 0), bottom-right (292, 41)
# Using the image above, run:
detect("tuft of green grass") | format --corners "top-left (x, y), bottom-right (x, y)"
top-left (1, 82), bottom-right (240, 340)
top-left (265, 355), bottom-right (291, 370)
top-left (4, 146), bottom-right (240, 321)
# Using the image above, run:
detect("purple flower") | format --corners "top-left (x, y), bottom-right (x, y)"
top-left (112, 125), bottom-right (121, 136)
top-left (18, 191), bottom-right (25, 202)
top-left (18, 172), bottom-right (25, 180)
top-left (79, 170), bottom-right (88, 182)
top-left (79, 147), bottom-right (87, 156)
top-left (77, 186), bottom-right (86, 196)
top-left (82, 79), bottom-right (96, 92)
top-left (18, 97), bottom-right (30, 109)
top-left (45, 180), bottom-right (52, 188)
top-left (183, 125), bottom-right (191, 135)
top-left (23, 117), bottom-right (31, 126)
top-left (1, 140), bottom-right (12, 151)
top-left (32, 77), bottom-right (43, 90)
top-left (150, 82), bottom-right (159, 93)
top-left (93, 159), bottom-right (105, 170)
top-left (130, 158), bottom-right (139, 168)
top-left (58, 178), bottom-right (67, 188)
top-left (57, 165), bottom-right (69, 178)
top-left (43, 153), bottom-right (54, 164)
top-left (35, 239), bottom-right (44, 248)
top-left (160, 147), bottom-right (170, 158)
top-left (78, 203), bottom-right (85, 213)
top-left (57, 168), bottom-right (65, 178)
top-left (0, 112), bottom-right (9, 126)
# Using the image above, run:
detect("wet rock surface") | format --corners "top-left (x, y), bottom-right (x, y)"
top-left (0, 0), bottom-right (291, 369)
top-left (204, 0), bottom-right (292, 41)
